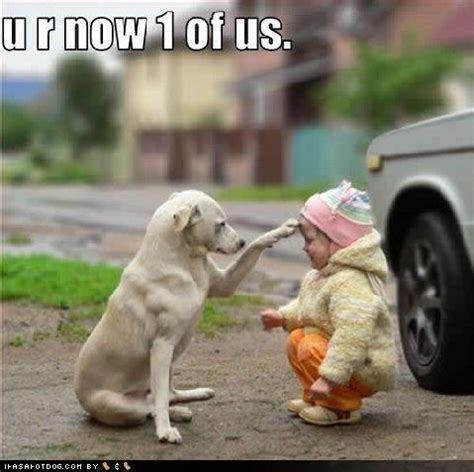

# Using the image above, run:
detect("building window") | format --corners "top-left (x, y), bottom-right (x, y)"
top-left (253, 0), bottom-right (268, 18)
top-left (253, 83), bottom-right (266, 126)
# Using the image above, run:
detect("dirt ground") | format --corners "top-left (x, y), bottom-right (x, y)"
top-left (2, 300), bottom-right (474, 461)
top-left (2, 188), bottom-right (473, 461)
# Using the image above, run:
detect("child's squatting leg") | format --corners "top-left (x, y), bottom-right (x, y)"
top-left (286, 329), bottom-right (374, 412)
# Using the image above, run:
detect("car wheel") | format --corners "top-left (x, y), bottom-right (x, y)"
top-left (398, 211), bottom-right (474, 393)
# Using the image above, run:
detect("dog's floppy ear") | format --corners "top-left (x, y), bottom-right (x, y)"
top-left (173, 204), bottom-right (202, 232)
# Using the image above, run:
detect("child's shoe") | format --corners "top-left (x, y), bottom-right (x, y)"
top-left (287, 399), bottom-right (312, 414)
top-left (299, 406), bottom-right (362, 425)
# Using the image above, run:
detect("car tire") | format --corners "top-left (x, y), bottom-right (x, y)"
top-left (398, 211), bottom-right (474, 393)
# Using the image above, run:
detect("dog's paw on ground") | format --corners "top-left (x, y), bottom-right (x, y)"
top-left (169, 406), bottom-right (193, 423)
top-left (198, 387), bottom-right (215, 400)
top-left (157, 427), bottom-right (183, 444)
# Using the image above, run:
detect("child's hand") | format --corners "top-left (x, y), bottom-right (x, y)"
top-left (260, 309), bottom-right (283, 330)
top-left (310, 377), bottom-right (335, 399)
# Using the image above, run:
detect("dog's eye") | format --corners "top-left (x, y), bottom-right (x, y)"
top-left (216, 222), bottom-right (226, 233)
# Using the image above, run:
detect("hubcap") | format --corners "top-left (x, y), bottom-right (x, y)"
top-left (400, 241), bottom-right (443, 366)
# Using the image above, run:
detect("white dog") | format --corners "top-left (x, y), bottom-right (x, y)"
top-left (74, 190), bottom-right (297, 444)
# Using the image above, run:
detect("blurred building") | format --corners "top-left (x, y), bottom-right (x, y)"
top-left (431, 1), bottom-right (474, 111)
top-left (121, 2), bottom-right (296, 185)
top-left (231, 0), bottom-right (474, 126)
top-left (120, 0), bottom-right (474, 185)
top-left (121, 4), bottom-right (238, 182)
top-left (229, 0), bottom-right (474, 185)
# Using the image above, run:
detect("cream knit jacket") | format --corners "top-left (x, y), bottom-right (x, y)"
top-left (279, 230), bottom-right (398, 391)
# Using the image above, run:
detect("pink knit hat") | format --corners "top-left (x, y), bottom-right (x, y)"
top-left (300, 180), bottom-right (373, 247)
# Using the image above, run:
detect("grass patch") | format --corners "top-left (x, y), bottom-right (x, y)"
top-left (68, 303), bottom-right (107, 322)
top-left (2, 254), bottom-right (268, 339)
top-left (25, 442), bottom-right (86, 458)
top-left (199, 302), bottom-right (235, 337)
top-left (58, 321), bottom-right (91, 343)
top-left (212, 293), bottom-right (267, 307)
top-left (200, 294), bottom-right (267, 337)
top-left (1, 253), bottom-right (122, 309)
top-left (32, 329), bottom-right (52, 342)
top-left (43, 443), bottom-right (77, 453)
top-left (215, 179), bottom-right (369, 202)
top-left (1, 253), bottom-right (120, 343)
top-left (39, 161), bottom-right (101, 184)
top-left (8, 334), bottom-right (26, 347)
top-left (2, 157), bottom-right (102, 185)
top-left (99, 436), bottom-right (120, 444)
top-left (215, 184), bottom-right (325, 202)
top-left (1, 160), bottom-right (32, 184)
top-left (5, 232), bottom-right (32, 246)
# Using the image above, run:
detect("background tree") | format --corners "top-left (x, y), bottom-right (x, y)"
top-left (318, 38), bottom-right (460, 132)
top-left (55, 55), bottom-right (116, 157)
top-left (1, 103), bottom-right (38, 151)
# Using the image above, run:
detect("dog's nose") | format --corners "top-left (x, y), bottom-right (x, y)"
top-left (239, 239), bottom-right (246, 249)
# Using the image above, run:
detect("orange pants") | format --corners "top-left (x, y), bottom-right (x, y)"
top-left (286, 328), bottom-right (374, 412)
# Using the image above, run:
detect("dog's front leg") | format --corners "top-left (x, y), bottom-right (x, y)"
top-left (151, 338), bottom-right (182, 444)
top-left (211, 243), bottom-right (266, 297)
top-left (209, 219), bottom-right (298, 297)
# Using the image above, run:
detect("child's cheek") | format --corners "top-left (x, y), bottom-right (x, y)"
top-left (309, 245), bottom-right (319, 263)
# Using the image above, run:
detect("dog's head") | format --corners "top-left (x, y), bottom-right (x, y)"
top-left (170, 191), bottom-right (245, 255)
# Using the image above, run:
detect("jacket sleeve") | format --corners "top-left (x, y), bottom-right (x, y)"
top-left (278, 298), bottom-right (301, 332)
top-left (318, 280), bottom-right (377, 385)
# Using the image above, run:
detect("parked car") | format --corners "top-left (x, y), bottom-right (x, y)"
top-left (367, 109), bottom-right (474, 393)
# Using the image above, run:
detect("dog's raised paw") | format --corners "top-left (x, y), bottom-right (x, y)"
top-left (157, 426), bottom-right (182, 444)
top-left (285, 218), bottom-right (299, 228)
top-left (268, 225), bottom-right (296, 242)
top-left (257, 225), bottom-right (295, 248)
top-left (280, 219), bottom-right (299, 236)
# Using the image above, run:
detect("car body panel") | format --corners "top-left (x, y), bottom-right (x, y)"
top-left (367, 109), bottom-right (474, 269)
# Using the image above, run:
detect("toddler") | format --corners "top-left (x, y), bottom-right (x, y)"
top-left (261, 181), bottom-right (398, 426)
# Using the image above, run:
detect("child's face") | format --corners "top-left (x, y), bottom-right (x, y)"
top-left (298, 217), bottom-right (333, 270)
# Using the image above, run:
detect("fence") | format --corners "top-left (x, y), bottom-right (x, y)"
top-left (134, 125), bottom-right (369, 187)
top-left (135, 128), bottom-right (284, 185)
top-left (290, 125), bottom-right (370, 187)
